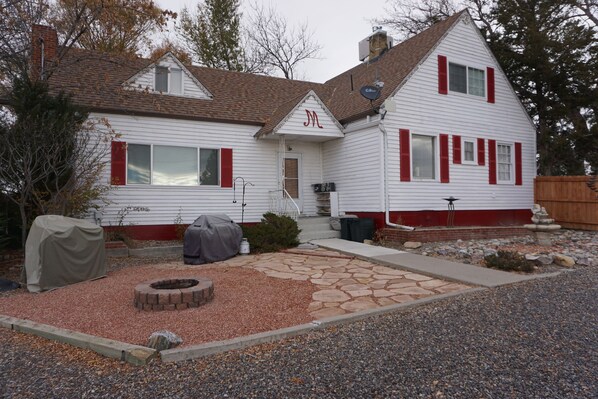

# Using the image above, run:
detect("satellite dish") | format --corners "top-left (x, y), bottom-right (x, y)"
top-left (360, 85), bottom-right (381, 101)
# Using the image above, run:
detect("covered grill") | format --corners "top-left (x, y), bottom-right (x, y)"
top-left (183, 214), bottom-right (242, 265)
top-left (24, 215), bottom-right (106, 292)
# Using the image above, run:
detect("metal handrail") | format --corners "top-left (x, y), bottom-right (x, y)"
top-left (283, 188), bottom-right (301, 216)
top-left (268, 189), bottom-right (301, 219)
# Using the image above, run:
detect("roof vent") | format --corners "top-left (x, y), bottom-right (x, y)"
top-left (358, 27), bottom-right (394, 62)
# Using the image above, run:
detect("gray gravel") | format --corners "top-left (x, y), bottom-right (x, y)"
top-left (1, 267), bottom-right (596, 398)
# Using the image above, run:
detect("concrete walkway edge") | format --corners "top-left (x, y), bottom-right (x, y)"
top-left (313, 238), bottom-right (563, 288)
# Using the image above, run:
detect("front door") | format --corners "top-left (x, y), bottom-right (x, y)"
top-left (283, 154), bottom-right (302, 212)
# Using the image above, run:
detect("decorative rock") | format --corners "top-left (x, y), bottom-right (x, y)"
top-left (147, 330), bottom-right (183, 352)
top-left (403, 241), bottom-right (422, 249)
top-left (553, 254), bottom-right (575, 268)
top-left (484, 249), bottom-right (497, 257)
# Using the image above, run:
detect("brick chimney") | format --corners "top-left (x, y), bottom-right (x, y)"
top-left (31, 24), bottom-right (58, 80)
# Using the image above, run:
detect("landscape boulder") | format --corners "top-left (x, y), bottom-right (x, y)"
top-left (147, 331), bottom-right (183, 351)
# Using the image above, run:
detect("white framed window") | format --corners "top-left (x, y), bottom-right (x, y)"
top-left (126, 144), bottom-right (220, 186)
top-left (497, 143), bottom-right (513, 182)
top-left (154, 66), bottom-right (183, 95)
top-left (449, 62), bottom-right (485, 97)
top-left (153, 145), bottom-right (198, 186)
top-left (127, 144), bottom-right (151, 184)
top-left (412, 134), bottom-right (436, 180)
top-left (462, 138), bottom-right (477, 164)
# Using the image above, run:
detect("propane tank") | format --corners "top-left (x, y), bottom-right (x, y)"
top-left (239, 238), bottom-right (250, 255)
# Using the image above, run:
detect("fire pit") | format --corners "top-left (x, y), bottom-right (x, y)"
top-left (134, 277), bottom-right (214, 311)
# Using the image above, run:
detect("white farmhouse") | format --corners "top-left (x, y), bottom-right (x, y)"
top-left (32, 10), bottom-right (535, 240)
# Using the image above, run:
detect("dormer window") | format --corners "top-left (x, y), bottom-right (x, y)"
top-left (154, 66), bottom-right (182, 95)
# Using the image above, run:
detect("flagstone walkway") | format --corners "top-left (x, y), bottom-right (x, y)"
top-left (220, 249), bottom-right (470, 319)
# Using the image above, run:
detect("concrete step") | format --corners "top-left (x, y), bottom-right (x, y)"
top-left (299, 222), bottom-right (334, 233)
top-left (299, 229), bottom-right (341, 242)
top-left (297, 216), bottom-right (331, 226)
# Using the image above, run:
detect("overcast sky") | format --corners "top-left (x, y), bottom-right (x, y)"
top-left (156, 0), bottom-right (389, 83)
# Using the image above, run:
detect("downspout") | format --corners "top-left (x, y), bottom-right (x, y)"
top-left (379, 111), bottom-right (415, 231)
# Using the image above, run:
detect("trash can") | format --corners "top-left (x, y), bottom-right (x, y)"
top-left (340, 217), bottom-right (354, 240)
top-left (349, 218), bottom-right (374, 243)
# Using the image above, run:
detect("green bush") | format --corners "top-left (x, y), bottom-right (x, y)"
top-left (484, 250), bottom-right (534, 273)
top-left (241, 212), bottom-right (300, 253)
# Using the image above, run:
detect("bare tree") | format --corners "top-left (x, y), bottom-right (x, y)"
top-left (375, 0), bottom-right (461, 39)
top-left (245, 2), bottom-right (321, 80)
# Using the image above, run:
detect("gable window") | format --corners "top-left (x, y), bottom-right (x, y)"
top-left (497, 143), bottom-right (512, 182)
top-left (449, 62), bottom-right (485, 97)
top-left (412, 134), bottom-right (436, 179)
top-left (154, 66), bottom-right (183, 94)
top-left (170, 69), bottom-right (182, 94)
top-left (463, 138), bottom-right (477, 164)
top-left (155, 66), bottom-right (168, 92)
top-left (126, 144), bottom-right (220, 186)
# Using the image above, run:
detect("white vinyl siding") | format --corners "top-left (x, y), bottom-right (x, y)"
top-left (275, 95), bottom-right (343, 140)
top-left (384, 16), bottom-right (535, 212)
top-left (322, 124), bottom-right (383, 212)
top-left (98, 113), bottom-right (322, 225)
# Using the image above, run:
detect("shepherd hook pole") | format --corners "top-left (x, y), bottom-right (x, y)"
top-left (233, 177), bottom-right (254, 225)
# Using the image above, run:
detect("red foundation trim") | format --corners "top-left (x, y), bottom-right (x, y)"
top-left (346, 209), bottom-right (532, 231)
top-left (104, 222), bottom-right (258, 241)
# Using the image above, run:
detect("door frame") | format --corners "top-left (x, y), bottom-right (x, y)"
top-left (280, 152), bottom-right (303, 212)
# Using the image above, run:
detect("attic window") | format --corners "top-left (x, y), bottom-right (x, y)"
top-left (449, 63), bottom-right (485, 97)
top-left (154, 66), bottom-right (183, 95)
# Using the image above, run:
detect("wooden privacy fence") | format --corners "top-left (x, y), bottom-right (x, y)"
top-left (534, 176), bottom-right (598, 231)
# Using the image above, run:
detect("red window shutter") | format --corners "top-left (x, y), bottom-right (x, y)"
top-left (488, 139), bottom-right (497, 185)
top-left (452, 135), bottom-right (461, 164)
top-left (220, 148), bottom-right (233, 188)
top-left (515, 142), bottom-right (522, 185)
top-left (487, 67), bottom-right (495, 103)
top-left (399, 129), bottom-right (411, 182)
top-left (477, 138), bottom-right (485, 166)
top-left (440, 134), bottom-right (450, 183)
top-left (438, 55), bottom-right (448, 95)
top-left (111, 141), bottom-right (127, 185)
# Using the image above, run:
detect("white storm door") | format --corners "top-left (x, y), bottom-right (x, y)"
top-left (283, 154), bottom-right (303, 212)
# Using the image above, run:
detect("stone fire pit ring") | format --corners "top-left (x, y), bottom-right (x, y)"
top-left (134, 277), bottom-right (214, 311)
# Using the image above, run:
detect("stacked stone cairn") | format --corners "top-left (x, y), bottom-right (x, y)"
top-left (524, 204), bottom-right (561, 245)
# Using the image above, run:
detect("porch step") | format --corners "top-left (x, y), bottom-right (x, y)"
top-left (297, 217), bottom-right (341, 243)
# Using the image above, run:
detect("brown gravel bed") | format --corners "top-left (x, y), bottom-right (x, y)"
top-left (0, 263), bottom-right (318, 347)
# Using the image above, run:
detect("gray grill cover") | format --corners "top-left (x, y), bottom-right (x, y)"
top-left (183, 214), bottom-right (242, 265)
top-left (25, 215), bottom-right (106, 292)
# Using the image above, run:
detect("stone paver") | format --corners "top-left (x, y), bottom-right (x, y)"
top-left (240, 249), bottom-right (470, 319)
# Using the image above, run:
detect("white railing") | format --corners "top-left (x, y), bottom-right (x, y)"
top-left (268, 189), bottom-right (300, 220)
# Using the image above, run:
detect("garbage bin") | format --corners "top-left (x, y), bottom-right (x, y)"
top-left (349, 218), bottom-right (374, 243)
top-left (340, 217), bottom-right (355, 240)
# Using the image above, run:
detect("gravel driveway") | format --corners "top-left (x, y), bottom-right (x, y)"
top-left (1, 266), bottom-right (596, 398)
